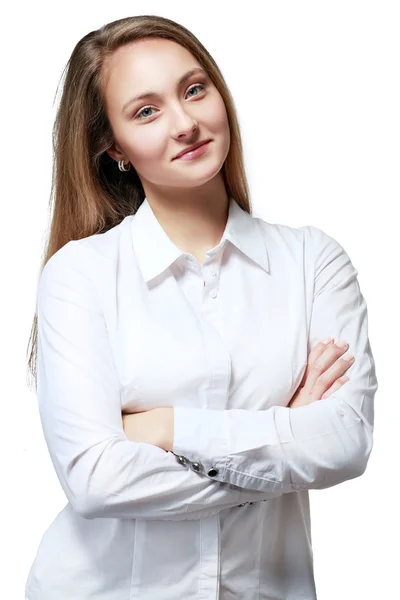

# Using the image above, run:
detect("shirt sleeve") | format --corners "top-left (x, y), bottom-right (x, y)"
top-left (173, 225), bottom-right (378, 493)
top-left (36, 241), bottom-right (284, 521)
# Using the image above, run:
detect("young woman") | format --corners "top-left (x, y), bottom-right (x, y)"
top-left (25, 14), bottom-right (378, 600)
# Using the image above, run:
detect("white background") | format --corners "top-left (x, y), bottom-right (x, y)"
top-left (1, 1), bottom-right (398, 598)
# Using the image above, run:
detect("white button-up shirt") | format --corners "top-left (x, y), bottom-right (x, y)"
top-left (25, 197), bottom-right (378, 600)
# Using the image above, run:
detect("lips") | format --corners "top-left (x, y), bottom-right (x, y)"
top-left (173, 140), bottom-right (211, 160)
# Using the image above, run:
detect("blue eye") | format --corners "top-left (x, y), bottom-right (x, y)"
top-left (186, 83), bottom-right (205, 98)
top-left (135, 106), bottom-right (156, 120)
top-left (134, 83), bottom-right (206, 120)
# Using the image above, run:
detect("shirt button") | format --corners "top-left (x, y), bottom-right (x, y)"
top-left (237, 503), bottom-right (247, 507)
top-left (211, 272), bottom-right (217, 278)
top-left (209, 290), bottom-right (218, 299)
top-left (207, 468), bottom-right (219, 477)
top-left (339, 409), bottom-right (345, 417)
top-left (191, 462), bottom-right (203, 472)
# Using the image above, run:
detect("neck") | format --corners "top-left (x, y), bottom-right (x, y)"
top-left (143, 178), bottom-right (230, 260)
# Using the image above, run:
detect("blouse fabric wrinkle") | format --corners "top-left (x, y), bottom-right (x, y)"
top-left (25, 196), bottom-right (378, 600)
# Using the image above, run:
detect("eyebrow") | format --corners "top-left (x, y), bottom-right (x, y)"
top-left (122, 67), bottom-right (208, 113)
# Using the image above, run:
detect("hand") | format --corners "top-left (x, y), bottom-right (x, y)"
top-left (288, 338), bottom-right (354, 409)
top-left (122, 407), bottom-right (174, 451)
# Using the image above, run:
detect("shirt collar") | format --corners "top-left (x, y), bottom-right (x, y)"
top-left (130, 196), bottom-right (270, 283)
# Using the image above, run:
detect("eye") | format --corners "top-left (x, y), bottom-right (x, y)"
top-left (186, 83), bottom-right (205, 98)
top-left (133, 83), bottom-right (206, 120)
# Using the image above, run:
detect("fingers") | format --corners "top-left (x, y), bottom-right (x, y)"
top-left (300, 338), bottom-right (335, 386)
top-left (312, 354), bottom-right (354, 401)
top-left (309, 338), bottom-right (335, 363)
top-left (321, 375), bottom-right (350, 400)
top-left (317, 341), bottom-right (351, 372)
top-left (306, 340), bottom-right (353, 392)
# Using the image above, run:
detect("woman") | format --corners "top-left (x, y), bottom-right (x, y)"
top-left (25, 14), bottom-right (378, 600)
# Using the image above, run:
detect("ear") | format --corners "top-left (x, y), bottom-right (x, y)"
top-left (105, 141), bottom-right (126, 163)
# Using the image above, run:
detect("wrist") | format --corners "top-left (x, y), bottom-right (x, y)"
top-left (158, 407), bottom-right (174, 452)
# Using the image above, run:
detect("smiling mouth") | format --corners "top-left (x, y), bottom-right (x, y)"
top-left (173, 140), bottom-right (212, 160)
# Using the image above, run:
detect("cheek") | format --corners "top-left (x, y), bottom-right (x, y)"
top-left (125, 128), bottom-right (167, 163)
top-left (206, 97), bottom-right (229, 133)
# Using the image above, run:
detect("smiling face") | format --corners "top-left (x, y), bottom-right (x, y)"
top-left (102, 38), bottom-right (230, 194)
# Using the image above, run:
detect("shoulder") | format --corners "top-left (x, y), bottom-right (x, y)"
top-left (255, 214), bottom-right (346, 259)
top-left (253, 215), bottom-right (353, 282)
top-left (40, 216), bottom-right (134, 283)
top-left (37, 241), bottom-right (96, 316)
top-left (40, 239), bottom-right (85, 283)
top-left (75, 215), bottom-right (134, 260)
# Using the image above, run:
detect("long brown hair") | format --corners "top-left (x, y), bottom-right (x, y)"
top-left (26, 14), bottom-right (253, 392)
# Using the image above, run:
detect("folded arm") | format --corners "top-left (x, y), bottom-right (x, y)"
top-left (36, 241), bottom-right (283, 522)
top-left (172, 226), bottom-right (378, 493)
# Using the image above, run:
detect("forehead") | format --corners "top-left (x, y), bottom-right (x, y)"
top-left (101, 38), bottom-right (201, 107)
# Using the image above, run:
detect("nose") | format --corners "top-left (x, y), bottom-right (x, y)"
top-left (171, 108), bottom-right (199, 139)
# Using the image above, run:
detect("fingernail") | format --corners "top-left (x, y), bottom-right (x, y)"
top-left (335, 340), bottom-right (348, 348)
top-left (323, 337), bottom-right (333, 344)
top-left (343, 353), bottom-right (354, 361)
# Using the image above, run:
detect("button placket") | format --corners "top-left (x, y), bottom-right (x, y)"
top-left (201, 256), bottom-right (219, 297)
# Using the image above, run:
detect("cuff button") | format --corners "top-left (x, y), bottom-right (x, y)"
top-left (207, 468), bottom-right (219, 477)
top-left (191, 462), bottom-right (203, 472)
